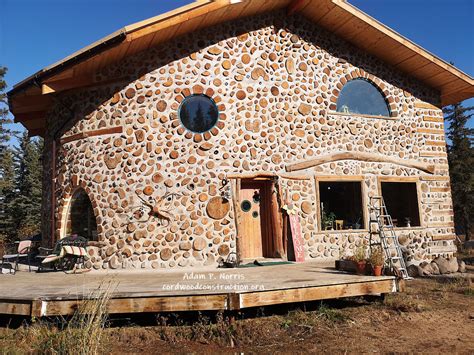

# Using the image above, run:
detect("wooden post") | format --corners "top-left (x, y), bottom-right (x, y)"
top-left (231, 178), bottom-right (242, 262)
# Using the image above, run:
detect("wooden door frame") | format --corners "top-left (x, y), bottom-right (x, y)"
top-left (232, 177), bottom-right (284, 261)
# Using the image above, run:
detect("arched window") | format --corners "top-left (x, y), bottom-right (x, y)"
top-left (336, 79), bottom-right (390, 117)
top-left (66, 189), bottom-right (98, 240)
top-left (178, 94), bottom-right (219, 133)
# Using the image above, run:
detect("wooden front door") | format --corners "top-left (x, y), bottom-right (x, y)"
top-left (239, 180), bottom-right (283, 259)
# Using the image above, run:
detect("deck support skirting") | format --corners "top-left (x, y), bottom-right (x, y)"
top-left (0, 278), bottom-right (400, 317)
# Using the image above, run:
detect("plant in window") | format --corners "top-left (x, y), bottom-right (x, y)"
top-left (321, 209), bottom-right (336, 230)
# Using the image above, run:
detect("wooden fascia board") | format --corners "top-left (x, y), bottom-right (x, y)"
top-left (333, 0), bottom-right (473, 86)
top-left (125, 0), bottom-right (230, 42)
top-left (14, 111), bottom-right (47, 123)
top-left (41, 75), bottom-right (130, 95)
top-left (123, 0), bottom-right (215, 33)
top-left (442, 89), bottom-right (474, 106)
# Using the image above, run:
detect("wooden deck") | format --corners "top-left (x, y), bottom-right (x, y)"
top-left (0, 262), bottom-right (402, 317)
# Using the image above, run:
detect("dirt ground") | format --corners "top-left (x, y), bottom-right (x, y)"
top-left (103, 277), bottom-right (473, 354)
top-left (1, 277), bottom-right (472, 354)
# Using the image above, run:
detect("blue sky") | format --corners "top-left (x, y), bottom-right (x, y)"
top-left (1, 0), bottom-right (473, 143)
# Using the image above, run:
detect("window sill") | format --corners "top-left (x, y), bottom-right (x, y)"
top-left (390, 226), bottom-right (423, 231)
top-left (315, 229), bottom-right (368, 234)
top-left (328, 111), bottom-right (397, 120)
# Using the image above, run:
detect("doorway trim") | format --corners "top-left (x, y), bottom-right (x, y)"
top-left (230, 176), bottom-right (284, 261)
top-left (56, 178), bottom-right (100, 243)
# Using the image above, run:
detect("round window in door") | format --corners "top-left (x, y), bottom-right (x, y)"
top-left (241, 200), bottom-right (252, 212)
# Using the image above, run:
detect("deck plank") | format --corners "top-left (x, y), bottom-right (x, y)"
top-left (0, 262), bottom-right (399, 316)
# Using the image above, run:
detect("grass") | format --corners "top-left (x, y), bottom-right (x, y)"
top-left (157, 311), bottom-right (236, 347)
top-left (153, 303), bottom-right (349, 349)
top-left (383, 293), bottom-right (425, 313)
top-left (431, 277), bottom-right (473, 298)
top-left (1, 277), bottom-right (472, 353)
top-left (315, 303), bottom-right (349, 322)
top-left (0, 281), bottom-right (114, 355)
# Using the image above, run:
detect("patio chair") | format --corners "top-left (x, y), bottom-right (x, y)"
top-left (37, 235), bottom-right (88, 272)
top-left (1, 240), bottom-right (33, 274)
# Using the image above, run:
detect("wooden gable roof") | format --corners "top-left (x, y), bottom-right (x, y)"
top-left (8, 0), bottom-right (474, 136)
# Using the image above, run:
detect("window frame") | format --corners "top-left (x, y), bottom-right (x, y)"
top-left (335, 78), bottom-right (392, 118)
top-left (377, 177), bottom-right (424, 229)
top-left (177, 93), bottom-right (219, 134)
top-left (314, 175), bottom-right (368, 233)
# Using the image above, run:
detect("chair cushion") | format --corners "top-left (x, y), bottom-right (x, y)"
top-left (2, 253), bottom-right (28, 260)
top-left (41, 254), bottom-right (62, 264)
top-left (62, 245), bottom-right (87, 257)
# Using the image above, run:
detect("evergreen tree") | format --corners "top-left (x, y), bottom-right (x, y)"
top-left (443, 102), bottom-right (474, 241)
top-left (194, 103), bottom-right (205, 132)
top-left (0, 65), bottom-right (17, 242)
top-left (0, 149), bottom-right (16, 240)
top-left (11, 132), bottom-right (43, 238)
top-left (207, 103), bottom-right (218, 128)
top-left (0, 66), bottom-right (14, 153)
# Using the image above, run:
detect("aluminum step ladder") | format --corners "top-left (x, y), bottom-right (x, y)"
top-left (368, 196), bottom-right (411, 280)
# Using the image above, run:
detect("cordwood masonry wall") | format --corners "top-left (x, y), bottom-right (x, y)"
top-left (41, 12), bottom-right (456, 270)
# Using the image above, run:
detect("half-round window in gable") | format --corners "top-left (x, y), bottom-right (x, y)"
top-left (178, 94), bottom-right (219, 133)
top-left (336, 79), bottom-right (390, 117)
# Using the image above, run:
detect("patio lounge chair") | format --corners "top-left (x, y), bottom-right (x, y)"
top-left (38, 235), bottom-right (88, 272)
top-left (1, 240), bottom-right (33, 274)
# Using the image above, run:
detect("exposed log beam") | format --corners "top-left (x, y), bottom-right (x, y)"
top-left (42, 75), bottom-right (130, 95)
top-left (286, 152), bottom-right (435, 174)
top-left (226, 172), bottom-right (311, 181)
top-left (60, 126), bottom-right (123, 144)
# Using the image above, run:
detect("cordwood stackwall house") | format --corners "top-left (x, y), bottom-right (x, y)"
top-left (8, 0), bottom-right (474, 270)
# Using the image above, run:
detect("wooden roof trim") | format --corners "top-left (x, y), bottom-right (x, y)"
top-left (10, 0), bottom-right (473, 97)
top-left (9, 0), bottom-right (220, 93)
top-left (7, 0), bottom-right (474, 135)
top-left (334, 0), bottom-right (473, 85)
top-left (124, 0), bottom-right (226, 42)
